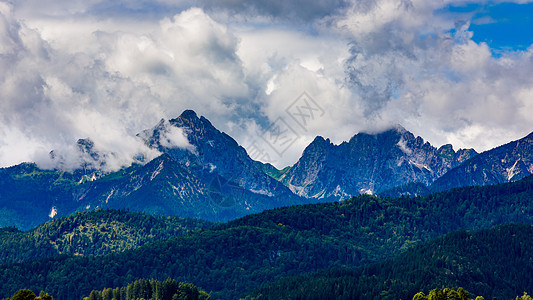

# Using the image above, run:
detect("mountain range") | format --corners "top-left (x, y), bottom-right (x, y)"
top-left (1, 109), bottom-right (532, 229)
top-left (280, 125), bottom-right (478, 198)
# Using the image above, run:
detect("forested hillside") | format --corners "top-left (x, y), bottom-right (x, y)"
top-left (0, 209), bottom-right (213, 264)
top-left (1, 176), bottom-right (533, 299)
top-left (246, 224), bottom-right (533, 300)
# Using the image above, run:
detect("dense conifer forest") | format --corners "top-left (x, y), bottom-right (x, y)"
top-left (0, 209), bottom-right (213, 264)
top-left (245, 224), bottom-right (533, 299)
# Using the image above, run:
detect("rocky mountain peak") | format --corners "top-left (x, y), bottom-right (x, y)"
top-left (171, 109), bottom-right (215, 132)
top-left (455, 148), bottom-right (477, 164)
top-left (349, 125), bottom-right (414, 146)
top-left (437, 144), bottom-right (455, 160)
top-left (283, 126), bottom-right (479, 199)
top-left (437, 143), bottom-right (454, 153)
top-left (390, 124), bottom-right (408, 134)
top-left (526, 131), bottom-right (533, 139)
top-left (138, 110), bottom-right (299, 200)
top-left (305, 136), bottom-right (332, 152)
top-left (431, 130), bottom-right (533, 192)
top-left (179, 109), bottom-right (198, 120)
top-left (77, 138), bottom-right (98, 159)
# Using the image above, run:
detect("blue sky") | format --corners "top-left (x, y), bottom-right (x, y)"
top-left (1, 0), bottom-right (533, 169)
top-left (443, 2), bottom-right (533, 52)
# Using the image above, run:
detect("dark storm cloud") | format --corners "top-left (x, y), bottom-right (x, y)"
top-left (199, 0), bottom-right (349, 22)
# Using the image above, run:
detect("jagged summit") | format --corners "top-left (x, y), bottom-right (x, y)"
top-left (77, 138), bottom-right (99, 160)
top-left (312, 136), bottom-right (327, 143)
top-left (379, 124), bottom-right (408, 135)
top-left (179, 109), bottom-right (198, 120)
top-left (438, 143), bottom-right (454, 152)
top-left (308, 136), bottom-right (332, 147)
top-left (391, 124), bottom-right (408, 133)
top-left (282, 127), bottom-right (478, 199)
top-left (357, 124), bottom-right (408, 135)
top-left (167, 110), bottom-right (219, 137)
top-left (347, 124), bottom-right (412, 144)
top-left (139, 110), bottom-right (300, 201)
top-left (431, 130), bottom-right (533, 192)
top-left (1, 107), bottom-right (532, 230)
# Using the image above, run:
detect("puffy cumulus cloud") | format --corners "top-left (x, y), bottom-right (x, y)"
top-left (0, 5), bottom-right (250, 170)
top-left (139, 119), bottom-right (197, 153)
top-left (0, 21), bottom-right (161, 170)
top-left (235, 62), bottom-right (363, 168)
top-left (228, 25), bottom-right (361, 167)
top-left (333, 0), bottom-right (533, 153)
top-left (98, 8), bottom-right (249, 103)
top-left (396, 42), bottom-right (533, 151)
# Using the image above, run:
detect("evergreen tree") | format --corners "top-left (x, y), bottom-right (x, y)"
top-left (11, 290), bottom-right (36, 300)
top-left (36, 291), bottom-right (52, 300)
top-left (515, 293), bottom-right (533, 300)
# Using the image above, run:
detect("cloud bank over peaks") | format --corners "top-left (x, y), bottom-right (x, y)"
top-left (335, 0), bottom-right (533, 152)
top-left (0, 5), bottom-right (249, 171)
top-left (1, 0), bottom-right (533, 171)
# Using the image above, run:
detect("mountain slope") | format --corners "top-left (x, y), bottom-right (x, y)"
top-left (139, 110), bottom-right (296, 199)
top-left (75, 110), bottom-right (305, 221)
top-left (0, 163), bottom-right (81, 230)
top-left (431, 131), bottom-right (533, 192)
top-left (282, 126), bottom-right (477, 198)
top-left (0, 111), bottom-right (309, 229)
top-left (2, 176), bottom-right (533, 299)
top-left (0, 209), bottom-right (212, 265)
top-left (73, 154), bottom-right (300, 222)
top-left (246, 224), bottom-right (533, 300)
top-left (76, 110), bottom-right (307, 220)
top-left (0, 154), bottom-right (270, 229)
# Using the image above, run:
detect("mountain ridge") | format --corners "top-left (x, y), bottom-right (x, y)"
top-left (246, 223), bottom-right (533, 300)
top-left (140, 110), bottom-right (298, 199)
top-left (0, 209), bottom-right (212, 265)
top-left (431, 130), bottom-right (533, 192)
top-left (2, 109), bottom-right (533, 230)
top-left (281, 125), bottom-right (478, 198)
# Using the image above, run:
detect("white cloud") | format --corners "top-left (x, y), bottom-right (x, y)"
top-left (334, 0), bottom-right (533, 153)
top-left (148, 119), bottom-right (196, 153)
top-left (159, 126), bottom-right (193, 150)
top-left (1, 0), bottom-right (533, 172)
top-left (0, 5), bottom-right (250, 170)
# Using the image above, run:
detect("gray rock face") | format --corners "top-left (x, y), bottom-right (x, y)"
top-left (71, 154), bottom-right (290, 223)
top-left (281, 126), bottom-right (477, 199)
top-left (431, 132), bottom-right (533, 192)
top-left (139, 110), bottom-right (297, 199)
